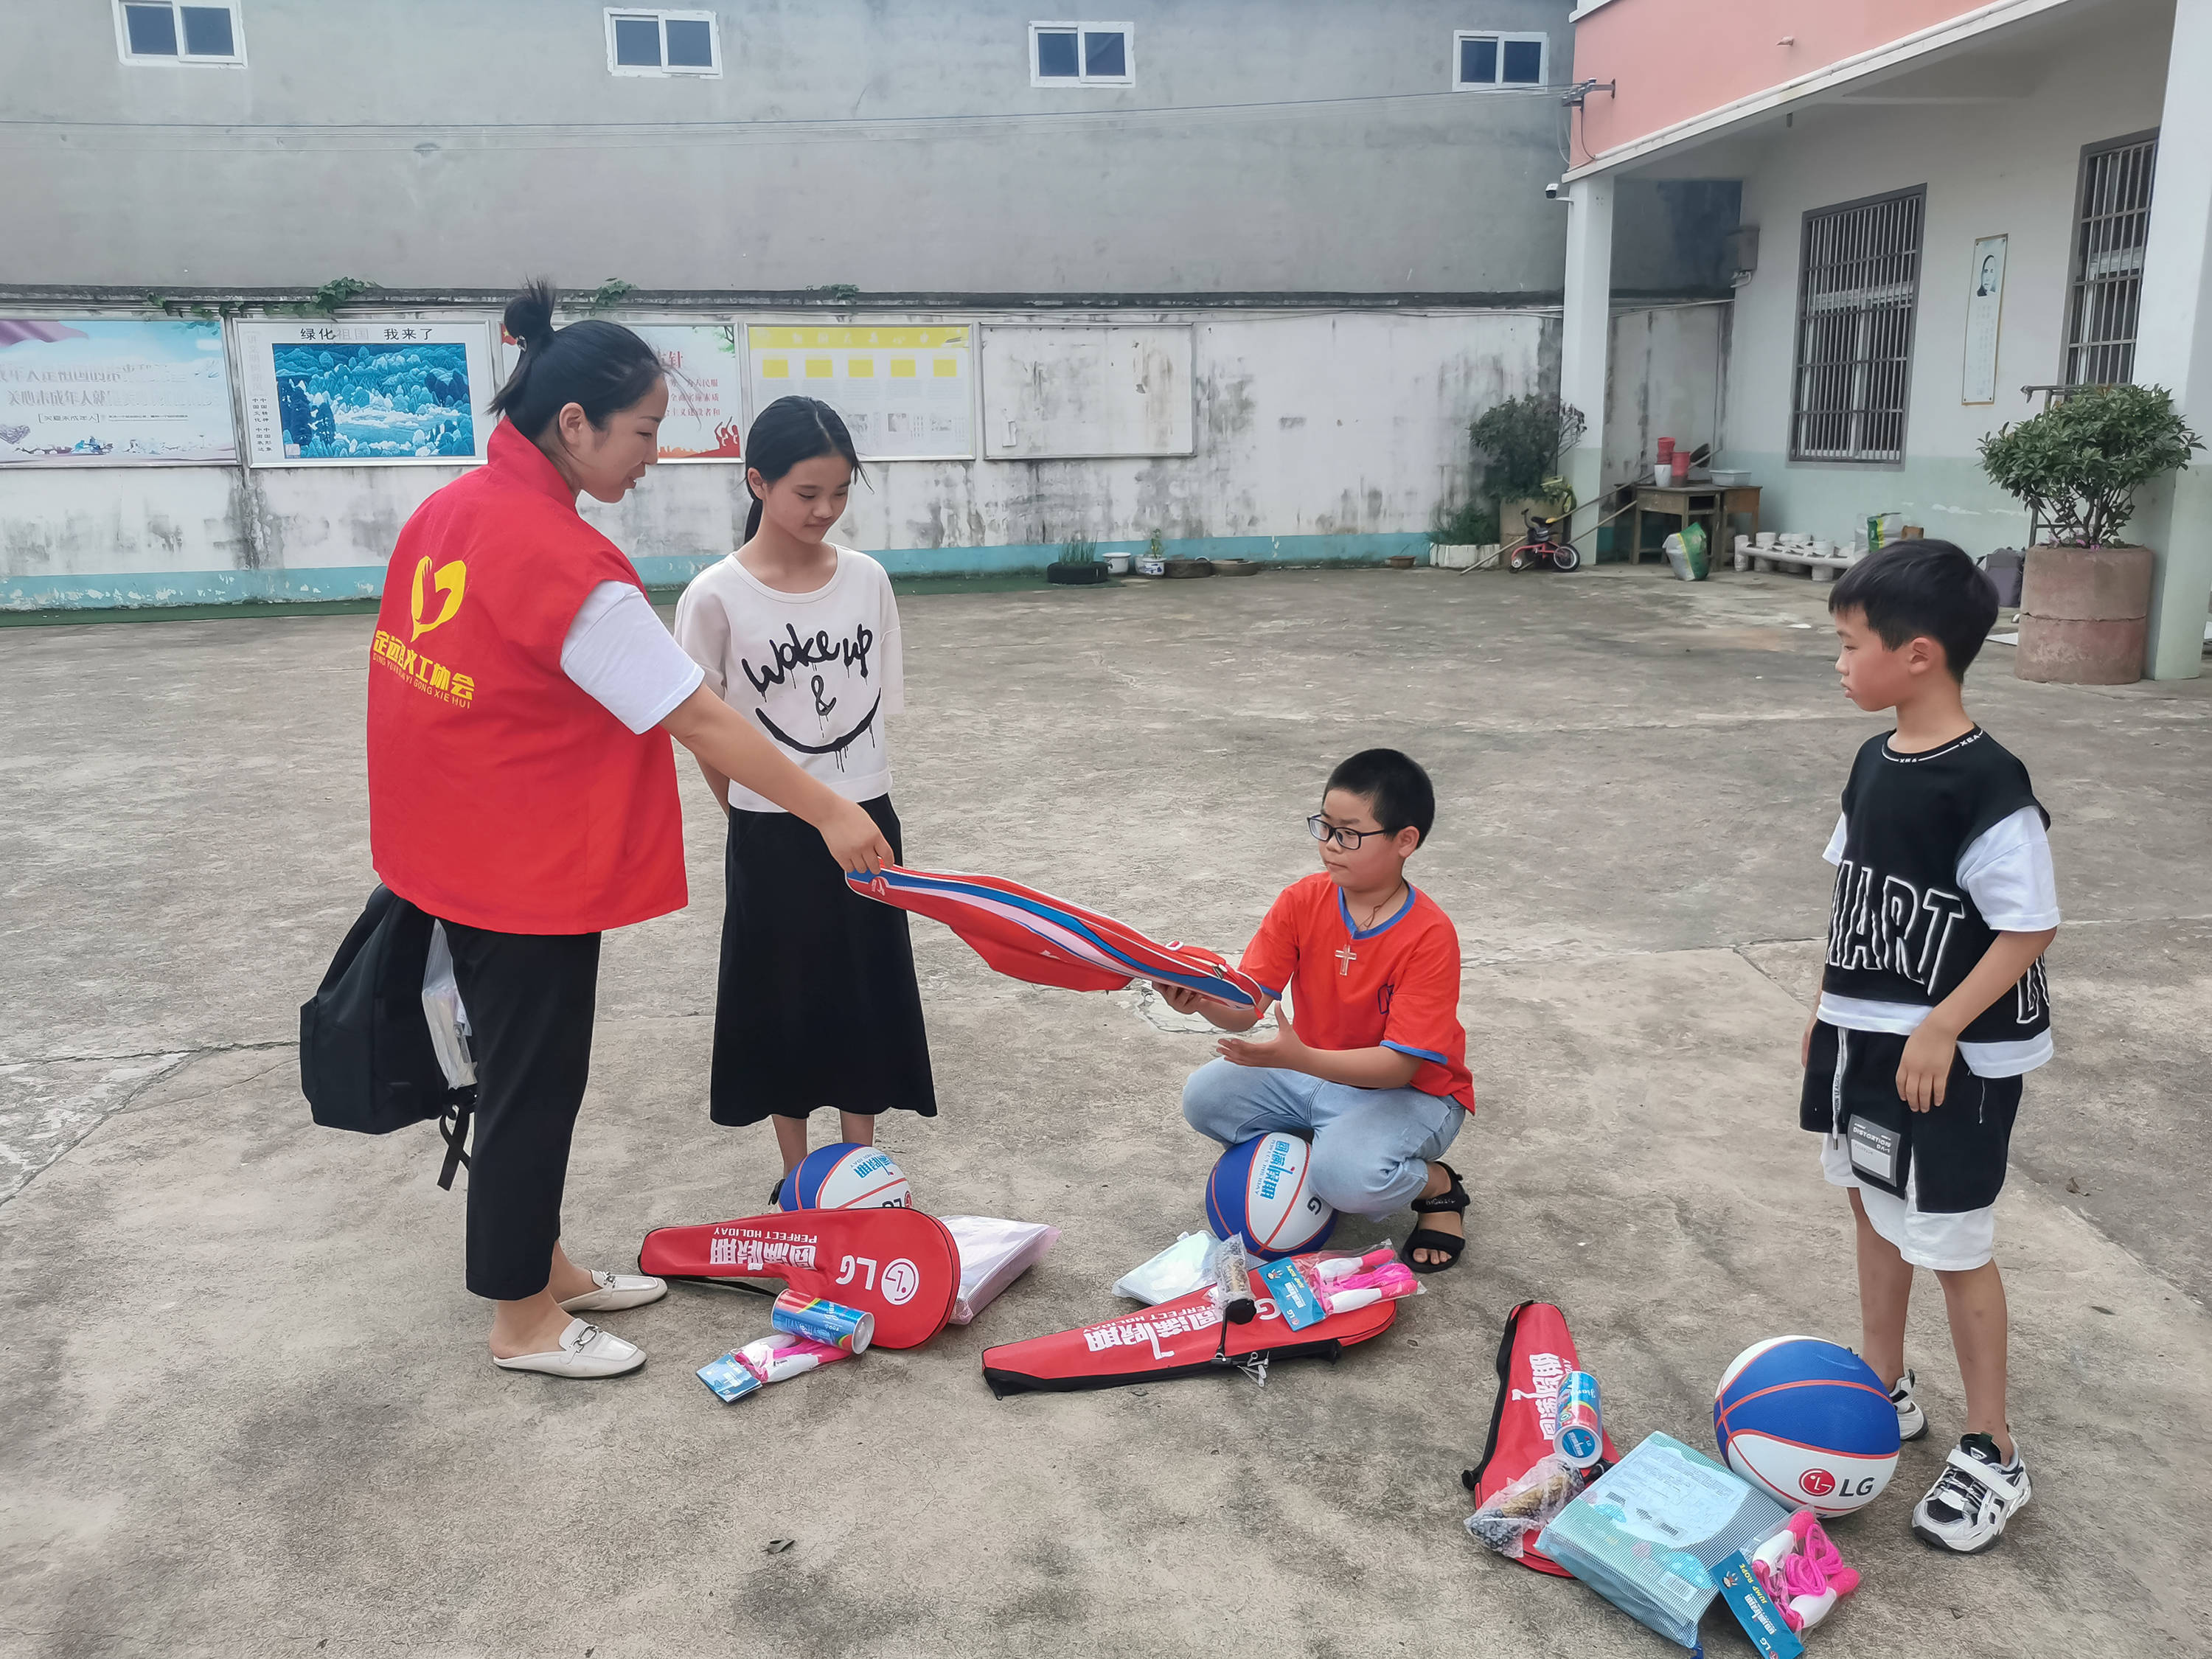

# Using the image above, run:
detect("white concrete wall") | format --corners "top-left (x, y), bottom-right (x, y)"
top-left (1605, 299), bottom-right (1730, 491)
top-left (1717, 24), bottom-right (2171, 550)
top-left (4, 305), bottom-right (1585, 605)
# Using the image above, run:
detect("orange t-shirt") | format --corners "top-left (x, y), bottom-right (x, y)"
top-left (1239, 872), bottom-right (1472, 1108)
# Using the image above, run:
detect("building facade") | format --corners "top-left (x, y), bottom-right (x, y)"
top-left (1, 1), bottom-right (1756, 608)
top-left (1558, 0), bottom-right (2211, 679)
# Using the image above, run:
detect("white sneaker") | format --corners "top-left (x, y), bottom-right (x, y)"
top-left (1891, 1368), bottom-right (1928, 1442)
top-left (493, 1318), bottom-right (645, 1378)
top-left (557, 1270), bottom-right (668, 1313)
top-left (1912, 1434), bottom-right (2030, 1554)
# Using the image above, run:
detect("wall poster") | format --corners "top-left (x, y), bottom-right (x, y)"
top-left (236, 319), bottom-right (497, 466)
top-left (0, 319), bottom-right (236, 465)
top-left (745, 324), bottom-right (973, 460)
top-left (492, 321), bottom-right (745, 460)
top-left (1961, 234), bottom-right (2007, 405)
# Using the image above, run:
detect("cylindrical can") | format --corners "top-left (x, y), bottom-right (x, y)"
top-left (1554, 1370), bottom-right (1603, 1467)
top-left (771, 1290), bottom-right (875, 1354)
top-left (1211, 1235), bottom-right (1256, 1324)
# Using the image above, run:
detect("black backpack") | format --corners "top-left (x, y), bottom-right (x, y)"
top-left (299, 885), bottom-right (474, 1189)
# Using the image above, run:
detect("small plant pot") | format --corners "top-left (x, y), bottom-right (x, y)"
top-left (1135, 556), bottom-right (1168, 577)
top-left (1164, 557), bottom-right (1214, 579)
top-left (1103, 552), bottom-right (1131, 575)
top-left (1046, 562), bottom-right (1108, 585)
top-left (1211, 559), bottom-right (1260, 577)
top-left (1385, 554), bottom-right (1417, 570)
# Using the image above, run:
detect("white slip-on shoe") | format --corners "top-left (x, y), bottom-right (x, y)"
top-left (557, 1270), bottom-right (668, 1313)
top-left (492, 1318), bottom-right (645, 1379)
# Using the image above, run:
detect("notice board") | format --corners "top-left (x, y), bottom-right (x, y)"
top-left (745, 324), bottom-right (973, 460)
top-left (980, 324), bottom-right (1194, 459)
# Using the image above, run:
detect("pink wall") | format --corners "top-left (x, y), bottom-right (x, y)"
top-left (1572, 0), bottom-right (1999, 161)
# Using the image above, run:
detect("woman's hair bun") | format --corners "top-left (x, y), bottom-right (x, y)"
top-left (503, 279), bottom-right (558, 352)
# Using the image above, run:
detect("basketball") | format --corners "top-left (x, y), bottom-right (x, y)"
top-left (1206, 1132), bottom-right (1336, 1261)
top-left (779, 1143), bottom-right (913, 1212)
top-left (1714, 1337), bottom-right (1901, 1516)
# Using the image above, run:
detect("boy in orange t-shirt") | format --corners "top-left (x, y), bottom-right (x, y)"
top-left (1160, 749), bottom-right (1472, 1272)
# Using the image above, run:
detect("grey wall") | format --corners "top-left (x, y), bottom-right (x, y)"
top-left (2, 0), bottom-right (1588, 296)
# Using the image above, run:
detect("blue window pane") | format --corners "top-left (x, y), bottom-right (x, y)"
top-left (1460, 37), bottom-right (1497, 85)
top-left (1036, 29), bottom-right (1079, 77)
top-left (613, 16), bottom-right (662, 66)
top-left (664, 18), bottom-right (713, 66)
top-left (181, 6), bottom-right (234, 56)
top-left (125, 4), bottom-right (178, 55)
top-left (1083, 29), bottom-right (1126, 78)
top-left (1503, 39), bottom-right (1543, 84)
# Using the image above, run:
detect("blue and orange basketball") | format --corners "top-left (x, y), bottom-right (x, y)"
top-left (1206, 1132), bottom-right (1335, 1261)
top-left (779, 1143), bottom-right (912, 1211)
top-left (1714, 1336), bottom-right (1901, 1516)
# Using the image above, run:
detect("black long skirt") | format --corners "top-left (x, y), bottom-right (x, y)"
top-left (709, 793), bottom-right (937, 1127)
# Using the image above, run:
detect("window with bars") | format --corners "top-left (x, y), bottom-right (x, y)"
top-left (2063, 131), bottom-right (2158, 386)
top-left (1790, 187), bottom-right (1925, 464)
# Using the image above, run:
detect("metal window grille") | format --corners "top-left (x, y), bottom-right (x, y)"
top-left (1790, 188), bottom-right (1925, 463)
top-left (2064, 132), bottom-right (2158, 386)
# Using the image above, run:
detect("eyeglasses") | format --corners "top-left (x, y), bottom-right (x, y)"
top-left (1307, 814), bottom-right (1383, 850)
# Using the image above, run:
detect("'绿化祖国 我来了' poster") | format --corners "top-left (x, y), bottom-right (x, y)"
top-left (236, 320), bottom-right (498, 466)
top-left (0, 319), bottom-right (237, 465)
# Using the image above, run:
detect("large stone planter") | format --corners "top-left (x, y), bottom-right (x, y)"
top-left (2015, 544), bottom-right (2153, 684)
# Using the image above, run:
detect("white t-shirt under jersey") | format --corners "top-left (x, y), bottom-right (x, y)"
top-left (672, 546), bottom-right (905, 812)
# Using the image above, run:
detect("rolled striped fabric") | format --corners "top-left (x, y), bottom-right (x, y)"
top-left (846, 864), bottom-right (1265, 1009)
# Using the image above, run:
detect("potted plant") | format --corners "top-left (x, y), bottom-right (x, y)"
top-left (1047, 537), bottom-right (1108, 586)
top-left (1978, 383), bottom-right (2202, 684)
top-left (1431, 396), bottom-right (1584, 568)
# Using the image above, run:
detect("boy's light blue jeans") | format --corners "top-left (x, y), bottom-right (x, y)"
top-left (1180, 1057), bottom-right (1465, 1215)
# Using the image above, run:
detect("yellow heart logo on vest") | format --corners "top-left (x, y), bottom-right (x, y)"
top-left (410, 556), bottom-right (466, 641)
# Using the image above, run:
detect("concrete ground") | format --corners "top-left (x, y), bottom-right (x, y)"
top-left (3, 565), bottom-right (2208, 1659)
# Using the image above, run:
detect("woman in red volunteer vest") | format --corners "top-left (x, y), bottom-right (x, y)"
top-left (366, 282), bottom-right (891, 1380)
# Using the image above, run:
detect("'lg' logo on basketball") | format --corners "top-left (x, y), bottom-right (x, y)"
top-left (1800, 1469), bottom-right (1878, 1498)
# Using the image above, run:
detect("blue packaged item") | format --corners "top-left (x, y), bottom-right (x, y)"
top-left (698, 1352), bottom-right (766, 1402)
top-left (1713, 1551), bottom-right (1805, 1659)
top-left (1536, 1432), bottom-right (1790, 1652)
top-left (1554, 1369), bottom-right (1603, 1467)
top-left (1254, 1258), bottom-right (1324, 1330)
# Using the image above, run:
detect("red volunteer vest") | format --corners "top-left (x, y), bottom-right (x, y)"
top-left (365, 422), bottom-right (687, 935)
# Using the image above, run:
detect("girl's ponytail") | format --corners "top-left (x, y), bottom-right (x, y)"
top-left (742, 397), bottom-right (864, 544)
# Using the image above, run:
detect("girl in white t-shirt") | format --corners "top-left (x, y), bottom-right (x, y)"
top-left (673, 397), bottom-right (936, 1196)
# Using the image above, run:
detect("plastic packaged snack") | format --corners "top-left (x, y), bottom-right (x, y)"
top-left (1537, 1432), bottom-right (1791, 1651)
top-left (1112, 1231), bottom-right (1218, 1305)
top-left (940, 1215), bottom-right (1062, 1325)
top-left (1466, 1453), bottom-right (1592, 1560)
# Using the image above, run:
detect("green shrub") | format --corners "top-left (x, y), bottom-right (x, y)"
top-left (1979, 383), bottom-right (2202, 546)
top-left (1059, 538), bottom-right (1098, 565)
top-left (1428, 499), bottom-right (1500, 546)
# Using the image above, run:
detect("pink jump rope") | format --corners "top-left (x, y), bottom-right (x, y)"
top-left (1750, 1511), bottom-right (1863, 1634)
top-left (1312, 1248), bottom-right (1418, 1313)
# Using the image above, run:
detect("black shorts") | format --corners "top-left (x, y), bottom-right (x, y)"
top-left (1799, 1020), bottom-right (2023, 1214)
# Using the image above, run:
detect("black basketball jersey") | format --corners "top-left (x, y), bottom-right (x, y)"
top-left (1823, 728), bottom-right (2051, 1048)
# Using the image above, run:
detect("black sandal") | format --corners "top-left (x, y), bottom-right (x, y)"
top-left (1402, 1161), bottom-right (1469, 1275)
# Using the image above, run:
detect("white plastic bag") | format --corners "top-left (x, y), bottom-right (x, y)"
top-left (1112, 1231), bottom-right (1220, 1306)
top-left (420, 921), bottom-right (476, 1089)
top-left (941, 1215), bottom-right (1060, 1325)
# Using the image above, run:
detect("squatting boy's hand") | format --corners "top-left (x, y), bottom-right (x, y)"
top-left (1896, 1023), bottom-right (1957, 1113)
top-left (1153, 982), bottom-right (1209, 1015)
top-left (1217, 1020), bottom-right (1307, 1071)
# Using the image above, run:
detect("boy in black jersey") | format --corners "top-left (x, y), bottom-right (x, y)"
top-left (1804, 541), bottom-right (2059, 1555)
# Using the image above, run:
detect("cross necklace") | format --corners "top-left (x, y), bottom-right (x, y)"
top-left (1337, 882), bottom-right (1406, 974)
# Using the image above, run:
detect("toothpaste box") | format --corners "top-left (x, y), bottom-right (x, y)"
top-left (1256, 1258), bottom-right (1325, 1330)
top-left (697, 1352), bottom-right (767, 1402)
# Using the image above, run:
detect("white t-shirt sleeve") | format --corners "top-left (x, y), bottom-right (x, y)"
top-left (1822, 812), bottom-right (1848, 865)
top-left (670, 569), bottom-right (731, 701)
top-left (1956, 805), bottom-right (2062, 931)
top-left (560, 581), bottom-right (705, 735)
top-left (877, 562), bottom-right (906, 717)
